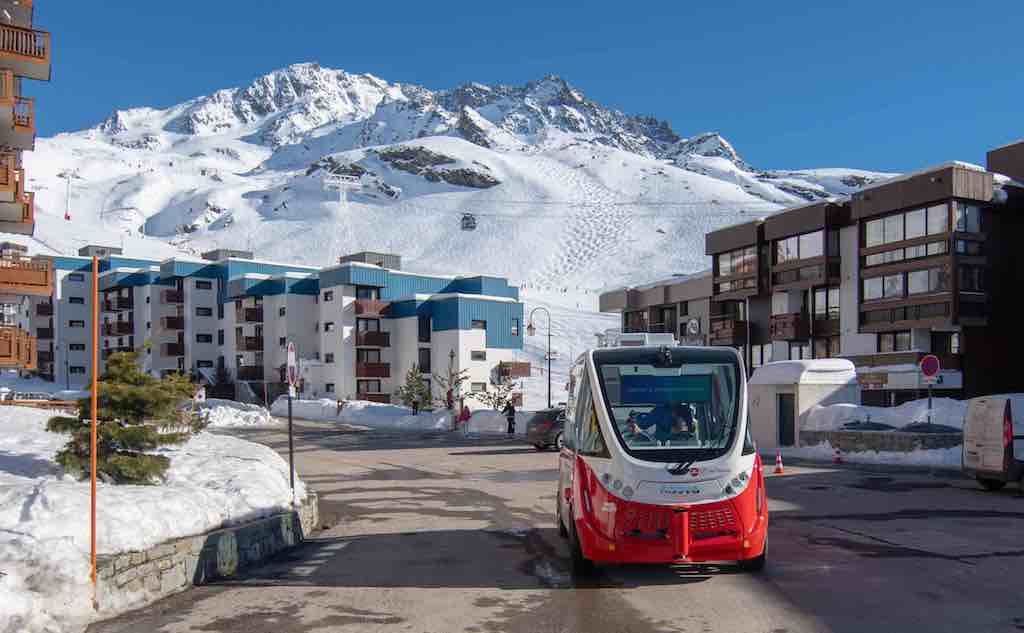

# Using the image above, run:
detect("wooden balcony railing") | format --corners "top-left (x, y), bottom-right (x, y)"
top-left (708, 317), bottom-right (748, 346)
top-left (0, 255), bottom-right (51, 295)
top-left (355, 330), bottom-right (390, 347)
top-left (354, 299), bottom-right (389, 316)
top-left (237, 366), bottom-right (265, 381)
top-left (161, 290), bottom-right (184, 304)
top-left (0, 153), bottom-right (19, 199)
top-left (498, 361), bottom-right (532, 379)
top-left (102, 321), bottom-right (134, 336)
top-left (845, 351), bottom-right (962, 372)
top-left (236, 307), bottom-right (263, 323)
top-left (0, 24), bottom-right (52, 82)
top-left (0, 325), bottom-right (35, 370)
top-left (769, 313), bottom-right (810, 341)
top-left (356, 362), bottom-right (390, 378)
top-left (161, 343), bottom-right (185, 357)
top-left (237, 336), bottom-right (263, 352)
top-left (358, 392), bottom-right (391, 404)
top-left (161, 316), bottom-right (185, 330)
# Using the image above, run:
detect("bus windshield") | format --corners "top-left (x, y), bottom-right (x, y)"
top-left (593, 349), bottom-right (740, 459)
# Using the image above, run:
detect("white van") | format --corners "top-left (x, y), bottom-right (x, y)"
top-left (962, 395), bottom-right (1024, 491)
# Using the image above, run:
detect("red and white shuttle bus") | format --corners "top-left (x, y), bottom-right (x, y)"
top-left (556, 344), bottom-right (767, 574)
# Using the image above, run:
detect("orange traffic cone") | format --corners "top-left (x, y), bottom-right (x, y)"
top-left (774, 451), bottom-right (785, 475)
top-left (833, 447), bottom-right (843, 464)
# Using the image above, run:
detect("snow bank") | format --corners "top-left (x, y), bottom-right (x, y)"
top-left (196, 398), bottom-right (279, 428)
top-left (271, 397), bottom-right (452, 431)
top-left (0, 406), bottom-right (304, 633)
top-left (804, 397), bottom-right (968, 431)
top-left (785, 441), bottom-right (962, 470)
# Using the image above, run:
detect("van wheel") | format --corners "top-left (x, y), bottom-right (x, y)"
top-left (554, 433), bottom-right (564, 451)
top-left (738, 544), bottom-right (767, 572)
top-left (568, 519), bottom-right (594, 577)
top-left (977, 477), bottom-right (1006, 491)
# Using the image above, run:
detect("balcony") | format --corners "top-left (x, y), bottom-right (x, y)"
top-left (236, 307), bottom-right (263, 323)
top-left (0, 23), bottom-right (52, 81)
top-left (102, 321), bottom-right (134, 336)
top-left (813, 317), bottom-right (841, 337)
top-left (358, 392), bottom-right (391, 404)
top-left (356, 330), bottom-right (390, 347)
top-left (708, 317), bottom-right (748, 346)
top-left (354, 299), bottom-right (389, 316)
top-left (237, 336), bottom-right (264, 352)
top-left (0, 189), bottom-right (33, 235)
top-left (846, 351), bottom-right (962, 372)
top-left (161, 316), bottom-right (185, 330)
top-left (356, 362), bottom-right (391, 379)
top-left (161, 290), bottom-right (184, 304)
top-left (0, 255), bottom-right (50, 295)
top-left (498, 361), bottom-right (532, 379)
top-left (160, 343), bottom-right (185, 357)
top-left (103, 297), bottom-right (134, 312)
top-left (0, 72), bottom-right (34, 151)
top-left (0, 326), bottom-right (35, 370)
top-left (769, 313), bottom-right (810, 341)
top-left (35, 327), bottom-right (52, 340)
top-left (35, 302), bottom-right (52, 316)
top-left (0, 152), bottom-right (21, 202)
top-left (237, 366), bottom-right (265, 381)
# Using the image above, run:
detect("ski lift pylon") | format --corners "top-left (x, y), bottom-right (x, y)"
top-left (461, 213), bottom-right (477, 231)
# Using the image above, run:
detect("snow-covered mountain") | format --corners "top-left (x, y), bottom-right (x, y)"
top-left (18, 62), bottom-right (892, 291)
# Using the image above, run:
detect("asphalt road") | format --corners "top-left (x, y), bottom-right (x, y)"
top-left (90, 419), bottom-right (1024, 633)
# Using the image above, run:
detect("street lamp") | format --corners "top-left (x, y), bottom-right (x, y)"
top-left (527, 306), bottom-right (552, 408)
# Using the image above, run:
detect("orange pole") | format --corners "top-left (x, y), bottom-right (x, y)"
top-left (90, 256), bottom-right (99, 607)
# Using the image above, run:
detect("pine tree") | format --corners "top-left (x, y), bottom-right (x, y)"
top-left (396, 363), bottom-right (431, 409)
top-left (432, 353), bottom-right (471, 410)
top-left (47, 351), bottom-right (199, 484)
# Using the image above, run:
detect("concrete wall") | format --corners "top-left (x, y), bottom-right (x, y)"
top-left (800, 430), bottom-right (962, 453)
top-left (185, 279), bottom-right (218, 373)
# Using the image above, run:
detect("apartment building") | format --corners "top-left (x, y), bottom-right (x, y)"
top-left (19, 247), bottom-right (530, 408)
top-left (600, 139), bottom-right (1024, 406)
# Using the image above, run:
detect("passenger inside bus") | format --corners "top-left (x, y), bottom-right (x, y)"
top-left (627, 401), bottom-right (696, 446)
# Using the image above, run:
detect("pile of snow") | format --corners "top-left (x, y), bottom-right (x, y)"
top-left (0, 406), bottom-right (304, 633)
top-left (195, 398), bottom-right (279, 428)
top-left (461, 409), bottom-right (531, 436)
top-left (271, 397), bottom-right (452, 431)
top-left (785, 442), bottom-right (962, 470)
top-left (804, 397), bottom-right (968, 432)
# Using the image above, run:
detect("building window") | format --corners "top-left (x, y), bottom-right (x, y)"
top-left (866, 204), bottom-right (949, 250)
top-left (196, 360), bottom-right (214, 368)
top-left (471, 320), bottom-right (487, 330)
top-left (68, 273), bottom-right (85, 282)
top-left (959, 265), bottom-right (985, 292)
top-left (325, 383), bottom-right (335, 393)
top-left (511, 319), bottom-right (519, 336)
top-left (355, 286), bottom-right (378, 300)
top-left (70, 343), bottom-right (85, 351)
top-left (196, 333), bottom-right (213, 343)
top-left (195, 307), bottom-right (213, 317)
top-left (325, 353), bottom-right (335, 363)
top-left (69, 297), bottom-right (84, 305)
top-left (69, 366), bottom-right (86, 374)
top-left (279, 337), bottom-right (286, 347)
top-left (217, 329), bottom-right (224, 345)
top-left (471, 350), bottom-right (487, 361)
top-left (323, 290), bottom-right (334, 302)
top-left (789, 342), bottom-right (811, 360)
top-left (471, 382), bottom-right (487, 393)
top-left (879, 331), bottom-right (912, 353)
top-left (954, 202), bottom-right (982, 233)
top-left (751, 345), bottom-right (763, 368)
top-left (717, 245), bottom-right (757, 277)
top-left (357, 349), bottom-right (381, 363)
top-left (356, 318), bottom-right (380, 332)
top-left (69, 320), bottom-right (85, 328)
top-left (813, 287), bottom-right (840, 320)
top-left (279, 306), bottom-right (286, 317)
top-left (418, 348), bottom-right (431, 373)
top-left (418, 316), bottom-right (431, 342)
top-left (195, 280), bottom-right (213, 290)
top-left (324, 321), bottom-right (335, 332)
top-left (863, 274), bottom-right (903, 301)
top-left (357, 380), bottom-right (381, 394)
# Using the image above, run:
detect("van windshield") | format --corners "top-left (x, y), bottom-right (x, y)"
top-left (593, 348), bottom-right (741, 460)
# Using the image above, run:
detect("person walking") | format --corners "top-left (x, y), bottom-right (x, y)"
top-left (503, 400), bottom-right (516, 436)
top-left (458, 400), bottom-right (472, 436)
top-left (412, 397), bottom-right (420, 416)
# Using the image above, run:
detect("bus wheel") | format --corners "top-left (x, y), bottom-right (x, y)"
top-left (977, 477), bottom-right (1006, 491)
top-left (738, 545), bottom-right (766, 573)
top-left (569, 520), bottom-right (594, 577)
top-left (556, 495), bottom-right (568, 539)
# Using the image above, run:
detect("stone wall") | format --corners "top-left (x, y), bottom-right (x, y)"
top-left (800, 430), bottom-right (963, 453)
top-left (97, 492), bottom-right (318, 609)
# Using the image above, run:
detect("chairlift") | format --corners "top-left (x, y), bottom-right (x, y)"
top-left (460, 213), bottom-right (478, 231)
top-left (323, 174), bottom-right (359, 191)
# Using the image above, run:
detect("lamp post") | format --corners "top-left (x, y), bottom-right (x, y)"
top-left (527, 306), bottom-right (552, 409)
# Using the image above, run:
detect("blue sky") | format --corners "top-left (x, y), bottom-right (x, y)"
top-left (31, 0), bottom-right (1023, 171)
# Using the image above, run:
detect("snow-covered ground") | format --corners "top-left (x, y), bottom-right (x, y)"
top-left (805, 397), bottom-right (969, 431)
top-left (196, 398), bottom-right (279, 428)
top-left (0, 406), bottom-right (304, 633)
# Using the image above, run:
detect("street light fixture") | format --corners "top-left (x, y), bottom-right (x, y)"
top-left (527, 306), bottom-right (552, 408)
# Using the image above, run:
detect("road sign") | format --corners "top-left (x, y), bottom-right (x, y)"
top-left (286, 342), bottom-right (298, 387)
top-left (920, 354), bottom-right (941, 383)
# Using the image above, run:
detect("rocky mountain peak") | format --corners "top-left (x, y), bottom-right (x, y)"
top-left (667, 132), bottom-right (747, 167)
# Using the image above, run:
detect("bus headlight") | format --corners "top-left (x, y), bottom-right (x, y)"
top-left (724, 465), bottom-right (754, 497)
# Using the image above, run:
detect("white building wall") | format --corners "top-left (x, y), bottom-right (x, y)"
top-left (54, 270), bottom-right (93, 388)
top-left (149, 284), bottom-right (182, 376)
top-left (185, 278), bottom-right (218, 374)
top-left (391, 316), bottom-right (421, 399)
top-left (286, 294), bottom-right (319, 363)
top-left (839, 224), bottom-right (876, 355)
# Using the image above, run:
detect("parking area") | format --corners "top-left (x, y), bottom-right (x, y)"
top-left (91, 419), bottom-right (1024, 633)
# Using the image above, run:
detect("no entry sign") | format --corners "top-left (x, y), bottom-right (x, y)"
top-left (920, 354), bottom-right (941, 382)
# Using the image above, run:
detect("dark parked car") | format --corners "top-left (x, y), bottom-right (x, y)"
top-left (526, 407), bottom-right (566, 451)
